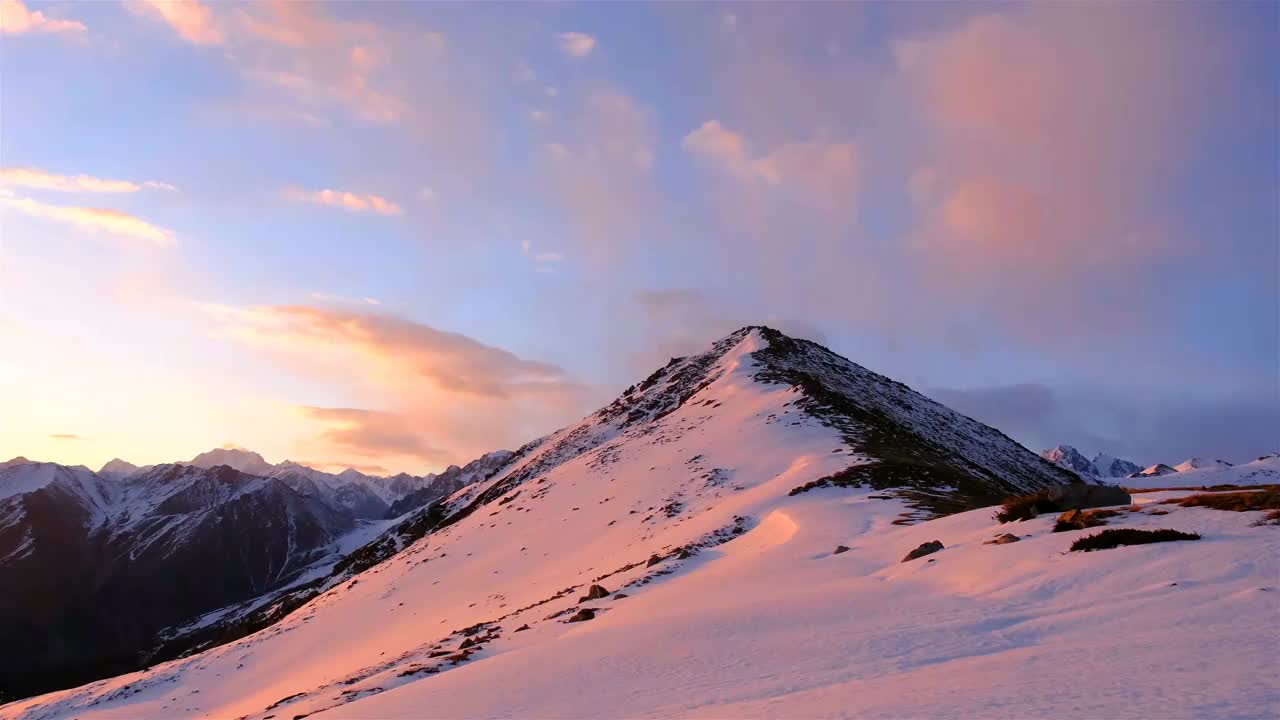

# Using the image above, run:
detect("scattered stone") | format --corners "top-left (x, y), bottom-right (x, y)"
top-left (676, 548), bottom-right (694, 560)
top-left (579, 584), bottom-right (610, 602)
top-left (646, 554), bottom-right (664, 567)
top-left (984, 533), bottom-right (1021, 545)
top-left (565, 608), bottom-right (596, 623)
top-left (514, 624), bottom-right (531, 632)
top-left (611, 593), bottom-right (629, 600)
top-left (832, 545), bottom-right (851, 555)
top-left (901, 540), bottom-right (944, 562)
top-left (458, 637), bottom-right (476, 649)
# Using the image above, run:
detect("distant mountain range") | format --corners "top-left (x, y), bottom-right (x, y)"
top-left (1038, 444), bottom-right (1269, 481)
top-left (0, 449), bottom-right (515, 701)
top-left (1038, 445), bottom-right (1142, 479)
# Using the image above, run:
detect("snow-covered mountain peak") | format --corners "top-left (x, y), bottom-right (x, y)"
top-left (8, 326), bottom-right (1272, 720)
top-left (1174, 457), bottom-right (1233, 472)
top-left (1, 456), bottom-right (32, 470)
top-left (1040, 445), bottom-right (1095, 474)
top-left (187, 447), bottom-right (273, 476)
top-left (98, 458), bottom-right (139, 479)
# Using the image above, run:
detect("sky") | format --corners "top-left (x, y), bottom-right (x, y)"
top-left (1, 1), bottom-right (1276, 475)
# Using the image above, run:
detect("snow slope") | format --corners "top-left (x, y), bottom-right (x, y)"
top-left (1174, 457), bottom-right (1233, 473)
top-left (7, 328), bottom-right (1272, 719)
top-left (1124, 455), bottom-right (1280, 490)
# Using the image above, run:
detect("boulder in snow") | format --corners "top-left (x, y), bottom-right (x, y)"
top-left (1046, 483), bottom-right (1130, 510)
top-left (902, 540), bottom-right (944, 562)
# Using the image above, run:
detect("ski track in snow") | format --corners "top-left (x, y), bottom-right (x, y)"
top-left (4, 331), bottom-right (1277, 719)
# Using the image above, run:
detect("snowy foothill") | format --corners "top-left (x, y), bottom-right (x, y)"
top-left (4, 329), bottom-right (1276, 720)
top-left (1123, 455), bottom-right (1279, 490)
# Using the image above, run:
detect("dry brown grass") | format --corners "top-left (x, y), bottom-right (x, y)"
top-left (1163, 489), bottom-right (1280, 513)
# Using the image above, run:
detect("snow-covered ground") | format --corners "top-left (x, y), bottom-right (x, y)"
top-left (4, 330), bottom-right (1276, 719)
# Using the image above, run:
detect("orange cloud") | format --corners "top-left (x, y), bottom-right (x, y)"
top-left (284, 187), bottom-right (401, 215)
top-left (1, 0), bottom-right (85, 35)
top-left (131, 0), bottom-right (223, 45)
top-left (205, 304), bottom-right (595, 466)
top-left (1, 194), bottom-right (175, 246)
top-left (301, 407), bottom-right (450, 465)
top-left (1, 167), bottom-right (176, 193)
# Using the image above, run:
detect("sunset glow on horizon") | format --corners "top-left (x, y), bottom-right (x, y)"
top-left (2, 0), bottom-right (1276, 475)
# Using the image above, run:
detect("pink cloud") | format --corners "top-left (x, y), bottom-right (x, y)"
top-left (1, 0), bottom-right (85, 35)
top-left (1, 194), bottom-right (175, 246)
top-left (131, 0), bottom-right (223, 45)
top-left (284, 187), bottom-right (402, 215)
top-left (1, 167), bottom-right (176, 193)
top-left (557, 32), bottom-right (596, 59)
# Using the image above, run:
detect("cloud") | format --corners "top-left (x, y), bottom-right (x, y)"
top-left (1, 167), bottom-right (176, 193)
top-left (130, 0), bottom-right (223, 45)
top-left (1, 0), bottom-right (85, 35)
top-left (301, 407), bottom-right (451, 464)
top-left (49, 433), bottom-right (80, 441)
top-left (894, 6), bottom-right (1223, 342)
top-left (0, 194), bottom-right (175, 246)
top-left (539, 89), bottom-right (660, 263)
top-left (683, 120), bottom-right (859, 204)
top-left (557, 32), bottom-right (596, 58)
top-left (205, 304), bottom-right (595, 466)
top-left (520, 239), bottom-right (564, 266)
top-left (284, 187), bottom-right (401, 215)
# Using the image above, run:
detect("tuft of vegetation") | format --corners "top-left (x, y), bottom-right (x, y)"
top-left (995, 491), bottom-right (1057, 523)
top-left (1069, 528), bottom-right (1201, 552)
top-left (1253, 509), bottom-right (1280, 527)
top-left (1163, 489), bottom-right (1280, 513)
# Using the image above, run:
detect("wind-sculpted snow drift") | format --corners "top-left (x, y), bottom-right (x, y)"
top-left (4, 328), bottom-right (1274, 719)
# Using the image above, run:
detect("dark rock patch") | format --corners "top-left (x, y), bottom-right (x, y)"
top-left (901, 540), bottom-right (944, 562)
top-left (565, 608), bottom-right (596, 623)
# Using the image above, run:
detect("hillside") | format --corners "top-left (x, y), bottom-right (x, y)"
top-left (0, 326), bottom-right (1167, 719)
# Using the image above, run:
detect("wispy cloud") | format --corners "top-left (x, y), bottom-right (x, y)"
top-left (301, 406), bottom-right (451, 464)
top-left (129, 0), bottom-right (223, 45)
top-left (49, 433), bottom-right (81, 441)
top-left (284, 187), bottom-right (402, 215)
top-left (0, 194), bottom-right (175, 246)
top-left (205, 303), bottom-right (594, 465)
top-left (557, 32), bottom-right (596, 58)
top-left (1, 0), bottom-right (85, 35)
top-left (683, 120), bottom-right (859, 201)
top-left (1, 167), bottom-right (177, 193)
top-left (520, 239), bottom-right (564, 265)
